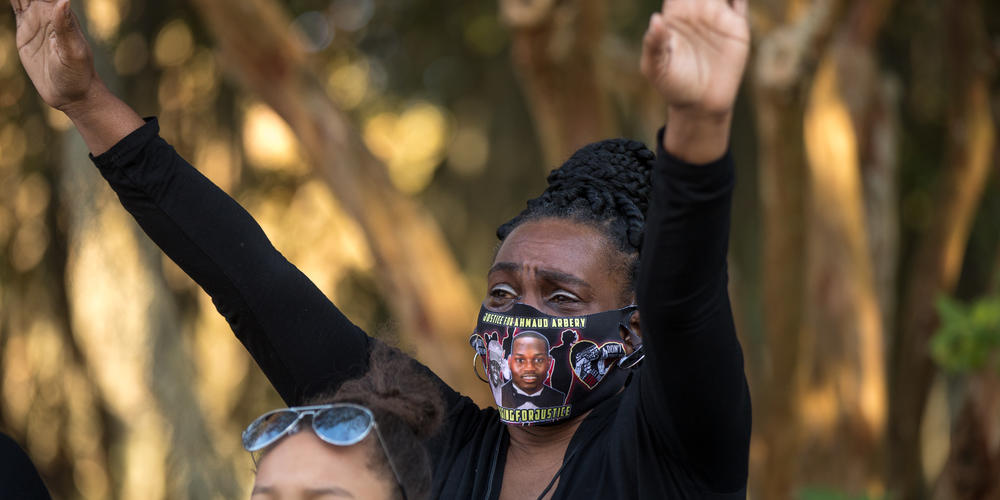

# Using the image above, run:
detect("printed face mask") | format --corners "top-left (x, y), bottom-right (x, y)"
top-left (469, 303), bottom-right (638, 426)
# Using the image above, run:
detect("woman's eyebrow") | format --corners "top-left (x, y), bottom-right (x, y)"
top-left (488, 261), bottom-right (520, 275)
top-left (536, 269), bottom-right (590, 288)
top-left (488, 262), bottom-right (589, 288)
top-left (305, 487), bottom-right (356, 498)
top-left (250, 486), bottom-right (275, 497)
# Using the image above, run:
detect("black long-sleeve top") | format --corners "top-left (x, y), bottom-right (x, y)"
top-left (0, 433), bottom-right (50, 500)
top-left (91, 119), bottom-right (751, 498)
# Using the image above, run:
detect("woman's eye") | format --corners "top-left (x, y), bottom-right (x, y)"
top-left (548, 292), bottom-right (580, 304)
top-left (489, 285), bottom-right (517, 299)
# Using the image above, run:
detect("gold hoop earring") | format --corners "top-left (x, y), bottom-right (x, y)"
top-left (473, 352), bottom-right (489, 383)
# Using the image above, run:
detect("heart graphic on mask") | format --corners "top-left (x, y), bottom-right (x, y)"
top-left (570, 340), bottom-right (626, 389)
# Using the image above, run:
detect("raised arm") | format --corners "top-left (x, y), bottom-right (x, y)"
top-left (11, 0), bottom-right (373, 403)
top-left (637, 0), bottom-right (751, 492)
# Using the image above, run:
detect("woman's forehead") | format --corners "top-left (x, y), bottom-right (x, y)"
top-left (492, 218), bottom-right (612, 274)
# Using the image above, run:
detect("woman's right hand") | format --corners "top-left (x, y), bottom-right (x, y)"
top-left (12, 0), bottom-right (102, 112)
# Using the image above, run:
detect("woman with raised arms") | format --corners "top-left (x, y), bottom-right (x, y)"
top-left (11, 0), bottom-right (751, 497)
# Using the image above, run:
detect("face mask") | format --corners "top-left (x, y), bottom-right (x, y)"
top-left (469, 303), bottom-right (639, 426)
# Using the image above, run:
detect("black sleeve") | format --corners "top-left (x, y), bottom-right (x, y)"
top-left (90, 118), bottom-right (373, 404)
top-left (635, 129), bottom-right (751, 492)
top-left (0, 433), bottom-right (50, 500)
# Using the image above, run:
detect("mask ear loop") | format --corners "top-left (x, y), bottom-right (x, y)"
top-left (473, 352), bottom-right (490, 383)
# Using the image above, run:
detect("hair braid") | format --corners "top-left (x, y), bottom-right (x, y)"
top-left (497, 138), bottom-right (654, 293)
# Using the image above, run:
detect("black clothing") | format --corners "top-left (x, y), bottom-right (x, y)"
top-left (500, 381), bottom-right (566, 408)
top-left (92, 120), bottom-right (751, 498)
top-left (547, 333), bottom-right (577, 391)
top-left (0, 433), bottom-right (51, 500)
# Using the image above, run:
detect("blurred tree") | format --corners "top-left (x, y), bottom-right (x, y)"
top-left (185, 0), bottom-right (488, 404)
top-left (798, 0), bottom-right (895, 488)
top-left (888, 0), bottom-right (996, 496)
top-left (748, 0), bottom-right (841, 496)
top-left (500, 0), bottom-right (617, 165)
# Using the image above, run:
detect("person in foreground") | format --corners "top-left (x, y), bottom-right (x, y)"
top-left (246, 343), bottom-right (442, 500)
top-left (12, 0), bottom-right (752, 497)
top-left (0, 432), bottom-right (51, 499)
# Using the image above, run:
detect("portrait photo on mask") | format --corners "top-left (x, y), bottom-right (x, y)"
top-left (470, 303), bottom-right (636, 425)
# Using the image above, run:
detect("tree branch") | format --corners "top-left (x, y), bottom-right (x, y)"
top-left (501, 0), bottom-right (616, 167)
top-left (186, 0), bottom-right (488, 403)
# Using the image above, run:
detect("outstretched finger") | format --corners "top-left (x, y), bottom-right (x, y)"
top-left (10, 0), bottom-right (25, 21)
top-left (640, 13), bottom-right (668, 77)
top-left (51, 0), bottom-right (86, 60)
top-left (53, 0), bottom-right (75, 34)
top-left (53, 0), bottom-right (85, 45)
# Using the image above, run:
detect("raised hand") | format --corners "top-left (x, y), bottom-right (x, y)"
top-left (10, 0), bottom-right (142, 154)
top-left (640, 0), bottom-right (750, 116)
top-left (12, 0), bottom-right (101, 111)
top-left (640, 0), bottom-right (749, 162)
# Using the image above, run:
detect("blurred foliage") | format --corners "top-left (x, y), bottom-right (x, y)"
top-left (799, 486), bottom-right (885, 500)
top-left (932, 294), bottom-right (1000, 373)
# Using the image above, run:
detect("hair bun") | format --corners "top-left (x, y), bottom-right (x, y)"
top-left (497, 138), bottom-right (654, 255)
top-left (331, 342), bottom-right (444, 440)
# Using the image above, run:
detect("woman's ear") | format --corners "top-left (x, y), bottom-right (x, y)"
top-left (629, 309), bottom-right (642, 340)
top-left (620, 309), bottom-right (642, 353)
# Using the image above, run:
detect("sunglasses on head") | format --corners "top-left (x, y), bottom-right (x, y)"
top-left (242, 403), bottom-right (407, 500)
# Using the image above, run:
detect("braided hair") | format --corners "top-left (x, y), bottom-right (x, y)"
top-left (496, 138), bottom-right (655, 296)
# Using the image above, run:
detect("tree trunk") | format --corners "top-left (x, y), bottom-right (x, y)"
top-left (500, 0), bottom-right (616, 167)
top-left (931, 368), bottom-right (1000, 500)
top-left (888, 0), bottom-right (997, 496)
top-left (750, 2), bottom-right (845, 497)
top-left (800, 46), bottom-right (886, 493)
top-left (59, 114), bottom-right (239, 499)
top-left (186, 0), bottom-right (488, 404)
top-left (753, 83), bottom-right (809, 500)
top-left (797, 0), bottom-right (895, 490)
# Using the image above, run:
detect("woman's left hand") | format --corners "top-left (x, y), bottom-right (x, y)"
top-left (640, 0), bottom-right (750, 116)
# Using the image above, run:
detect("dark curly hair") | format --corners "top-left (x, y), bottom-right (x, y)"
top-left (496, 138), bottom-right (655, 296)
top-left (307, 341), bottom-right (444, 500)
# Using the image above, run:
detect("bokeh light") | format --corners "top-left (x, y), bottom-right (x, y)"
top-left (293, 11), bottom-right (334, 53)
top-left (447, 125), bottom-right (490, 176)
top-left (0, 75), bottom-right (25, 109)
top-left (363, 101), bottom-right (450, 193)
top-left (10, 220), bottom-right (48, 271)
top-left (114, 33), bottom-right (149, 76)
top-left (154, 19), bottom-right (195, 68)
top-left (464, 14), bottom-right (507, 56)
top-left (242, 102), bottom-right (306, 173)
top-left (44, 106), bottom-right (73, 131)
top-left (0, 121), bottom-right (28, 169)
top-left (329, 0), bottom-right (375, 32)
top-left (326, 58), bottom-right (370, 110)
top-left (85, 0), bottom-right (123, 42)
top-left (195, 139), bottom-right (237, 192)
